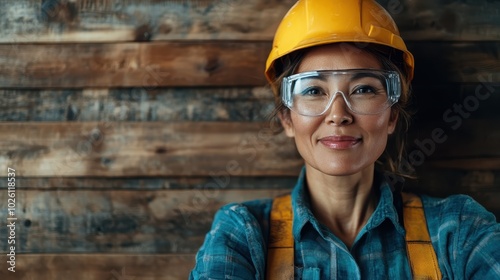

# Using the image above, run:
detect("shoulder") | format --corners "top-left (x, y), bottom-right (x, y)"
top-left (419, 194), bottom-right (500, 279)
top-left (215, 198), bottom-right (273, 228)
top-left (190, 198), bottom-right (273, 280)
top-left (420, 194), bottom-right (497, 227)
top-left (420, 193), bottom-right (498, 238)
top-left (200, 198), bottom-right (274, 252)
top-left (201, 197), bottom-right (274, 251)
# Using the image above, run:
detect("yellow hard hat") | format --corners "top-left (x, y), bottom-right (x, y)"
top-left (265, 0), bottom-right (414, 82)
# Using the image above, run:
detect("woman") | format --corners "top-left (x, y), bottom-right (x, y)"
top-left (190, 0), bottom-right (500, 279)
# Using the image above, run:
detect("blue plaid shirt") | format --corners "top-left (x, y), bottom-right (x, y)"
top-left (190, 169), bottom-right (500, 279)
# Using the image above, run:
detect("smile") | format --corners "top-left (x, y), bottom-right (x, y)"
top-left (318, 136), bottom-right (362, 150)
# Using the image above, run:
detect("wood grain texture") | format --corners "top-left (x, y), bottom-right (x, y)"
top-left (0, 42), bottom-right (270, 88)
top-left (408, 120), bottom-right (500, 160)
top-left (0, 87), bottom-right (274, 122)
top-left (425, 158), bottom-right (500, 171)
top-left (0, 189), bottom-right (289, 253)
top-left (0, 253), bottom-right (195, 280)
top-left (1, 0), bottom-right (499, 43)
top-left (407, 169), bottom-right (499, 194)
top-left (0, 122), bottom-right (302, 177)
top-left (386, 0), bottom-right (500, 40)
top-left (404, 168), bottom-right (500, 221)
top-left (406, 169), bottom-right (500, 218)
top-left (0, 176), bottom-right (297, 190)
top-left (0, 0), bottom-right (291, 42)
top-left (410, 42), bottom-right (500, 85)
top-left (1, 41), bottom-right (499, 88)
top-left (410, 84), bottom-right (500, 123)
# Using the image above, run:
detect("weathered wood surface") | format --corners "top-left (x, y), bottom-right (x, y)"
top-left (0, 176), bottom-right (296, 190)
top-left (1, 85), bottom-right (498, 122)
top-left (0, 0), bottom-right (291, 42)
top-left (1, 0), bottom-right (499, 43)
top-left (408, 120), bottom-right (500, 158)
top-left (406, 169), bottom-right (500, 218)
top-left (410, 42), bottom-right (500, 85)
top-left (0, 42), bottom-right (270, 88)
top-left (0, 122), bottom-right (302, 177)
top-left (407, 168), bottom-right (500, 220)
top-left (411, 84), bottom-right (500, 123)
top-left (0, 189), bottom-right (289, 253)
top-left (407, 169), bottom-right (499, 193)
top-left (0, 254), bottom-right (195, 280)
top-left (0, 87), bottom-right (274, 122)
top-left (387, 0), bottom-right (500, 41)
top-left (1, 41), bottom-right (499, 88)
top-left (425, 158), bottom-right (500, 171)
top-left (405, 119), bottom-right (500, 172)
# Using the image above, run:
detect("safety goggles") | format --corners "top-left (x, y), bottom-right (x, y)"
top-left (281, 69), bottom-right (401, 116)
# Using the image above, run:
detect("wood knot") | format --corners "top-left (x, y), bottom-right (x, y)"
top-left (41, 0), bottom-right (78, 23)
top-left (155, 147), bottom-right (167, 154)
top-left (204, 57), bottom-right (220, 74)
top-left (135, 24), bottom-right (153, 42)
top-left (101, 157), bottom-right (113, 166)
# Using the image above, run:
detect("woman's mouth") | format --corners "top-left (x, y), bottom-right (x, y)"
top-left (318, 136), bottom-right (362, 149)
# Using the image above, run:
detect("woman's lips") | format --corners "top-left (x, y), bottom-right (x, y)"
top-left (318, 136), bottom-right (361, 149)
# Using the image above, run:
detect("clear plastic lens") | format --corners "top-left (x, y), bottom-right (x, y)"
top-left (282, 69), bottom-right (401, 116)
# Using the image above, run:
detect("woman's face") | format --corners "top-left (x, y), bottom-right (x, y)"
top-left (280, 44), bottom-right (398, 176)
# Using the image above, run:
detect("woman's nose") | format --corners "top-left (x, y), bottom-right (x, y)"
top-left (324, 92), bottom-right (353, 125)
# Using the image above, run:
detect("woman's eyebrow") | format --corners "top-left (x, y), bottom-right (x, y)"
top-left (350, 72), bottom-right (384, 81)
top-left (299, 74), bottom-right (328, 82)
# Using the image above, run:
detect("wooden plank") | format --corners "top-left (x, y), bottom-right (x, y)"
top-left (0, 176), bottom-right (296, 190)
top-left (1, 0), bottom-right (499, 43)
top-left (405, 120), bottom-right (500, 171)
top-left (0, 87), bottom-right (274, 122)
top-left (0, 254), bottom-right (195, 280)
top-left (425, 158), bottom-right (500, 171)
top-left (0, 122), bottom-right (302, 177)
top-left (410, 84), bottom-right (500, 123)
top-left (408, 120), bottom-right (500, 160)
top-left (1, 41), bottom-right (499, 88)
top-left (0, 42), bottom-right (270, 88)
top-left (386, 0), bottom-right (500, 41)
top-left (409, 42), bottom-right (500, 85)
top-left (0, 189), bottom-right (289, 253)
top-left (0, 0), bottom-right (292, 42)
top-left (404, 169), bottom-right (500, 218)
top-left (406, 169), bottom-right (499, 194)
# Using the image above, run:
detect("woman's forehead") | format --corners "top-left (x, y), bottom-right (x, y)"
top-left (296, 44), bottom-right (383, 73)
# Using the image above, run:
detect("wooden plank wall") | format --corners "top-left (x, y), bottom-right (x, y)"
top-left (0, 0), bottom-right (499, 279)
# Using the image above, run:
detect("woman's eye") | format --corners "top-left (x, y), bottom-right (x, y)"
top-left (301, 87), bottom-right (323, 96)
top-left (352, 86), bottom-right (376, 94)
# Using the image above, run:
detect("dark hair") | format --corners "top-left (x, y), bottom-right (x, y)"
top-left (268, 43), bottom-right (414, 179)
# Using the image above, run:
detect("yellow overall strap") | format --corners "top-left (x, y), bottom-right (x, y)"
top-left (266, 194), bottom-right (294, 280)
top-left (402, 192), bottom-right (442, 280)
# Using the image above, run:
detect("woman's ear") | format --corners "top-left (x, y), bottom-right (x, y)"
top-left (278, 110), bottom-right (295, 138)
top-left (388, 110), bottom-right (399, 135)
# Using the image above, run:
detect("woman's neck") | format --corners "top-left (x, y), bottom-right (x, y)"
top-left (305, 165), bottom-right (379, 249)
